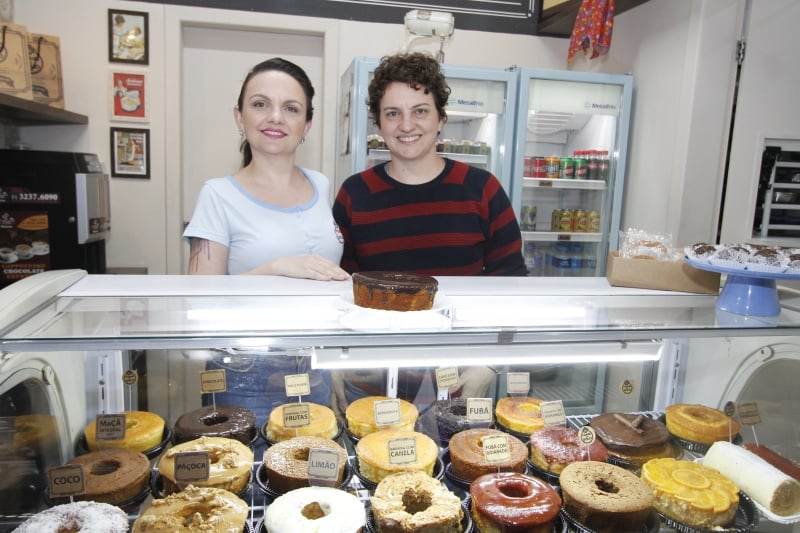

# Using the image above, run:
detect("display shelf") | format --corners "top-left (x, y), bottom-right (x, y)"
top-left (522, 176), bottom-right (607, 191)
top-left (0, 93), bottom-right (88, 125)
top-left (521, 230), bottom-right (603, 243)
top-left (367, 148), bottom-right (488, 166)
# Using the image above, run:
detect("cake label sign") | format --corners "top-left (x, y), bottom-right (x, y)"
top-left (435, 367), bottom-right (459, 390)
top-left (48, 465), bottom-right (85, 497)
top-left (737, 401), bottom-right (762, 425)
top-left (388, 437), bottom-right (418, 465)
top-left (200, 369), bottom-right (227, 393)
top-left (541, 400), bottom-right (566, 427)
top-left (307, 448), bottom-right (341, 486)
top-left (95, 413), bottom-right (126, 441)
top-left (467, 398), bottom-right (493, 423)
top-left (284, 373), bottom-right (311, 397)
top-left (374, 399), bottom-right (402, 426)
top-left (506, 372), bottom-right (530, 394)
top-left (482, 434), bottom-right (511, 463)
top-left (282, 403), bottom-right (311, 429)
top-left (174, 451), bottom-right (210, 483)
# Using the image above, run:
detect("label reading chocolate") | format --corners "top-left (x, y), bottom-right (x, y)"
top-left (95, 413), bottom-right (126, 441)
top-left (506, 372), bottom-right (530, 395)
top-left (374, 399), bottom-right (402, 426)
top-left (282, 403), bottom-right (311, 429)
top-left (467, 398), bottom-right (493, 423)
top-left (578, 425), bottom-right (597, 446)
top-left (174, 451), bottom-right (210, 483)
top-left (388, 437), bottom-right (417, 465)
top-left (307, 448), bottom-right (341, 486)
top-left (200, 369), bottom-right (226, 393)
top-left (48, 465), bottom-right (85, 498)
top-left (482, 434), bottom-right (510, 463)
top-left (435, 367), bottom-right (459, 390)
top-left (737, 402), bottom-right (761, 425)
top-left (541, 400), bottom-right (566, 427)
top-left (123, 369), bottom-right (138, 386)
top-left (284, 374), bottom-right (311, 397)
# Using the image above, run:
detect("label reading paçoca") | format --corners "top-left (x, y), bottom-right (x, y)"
top-left (174, 451), bottom-right (210, 483)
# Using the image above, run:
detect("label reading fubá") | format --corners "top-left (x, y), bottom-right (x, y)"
top-left (174, 451), bottom-right (210, 483)
top-left (388, 437), bottom-right (417, 465)
top-left (308, 448), bottom-right (342, 486)
top-left (435, 367), bottom-right (459, 390)
top-left (282, 403), bottom-right (311, 429)
top-left (374, 399), bottom-right (402, 426)
top-left (541, 400), bottom-right (566, 427)
top-left (482, 434), bottom-right (510, 463)
top-left (467, 398), bottom-right (493, 423)
top-left (284, 374), bottom-right (311, 397)
top-left (200, 369), bottom-right (227, 394)
top-left (95, 413), bottom-right (126, 441)
top-left (48, 465), bottom-right (85, 498)
top-left (506, 372), bottom-right (530, 395)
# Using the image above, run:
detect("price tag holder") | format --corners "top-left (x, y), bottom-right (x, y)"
top-left (174, 451), bottom-right (210, 484)
top-left (200, 369), bottom-right (227, 394)
top-left (506, 372), bottom-right (530, 395)
top-left (387, 437), bottom-right (417, 466)
top-left (284, 374), bottom-right (311, 398)
top-left (307, 448), bottom-right (342, 487)
top-left (282, 403), bottom-right (311, 429)
top-left (48, 465), bottom-right (85, 498)
top-left (541, 400), bottom-right (566, 427)
top-left (466, 398), bottom-right (493, 424)
top-left (374, 399), bottom-right (402, 426)
top-left (482, 434), bottom-right (511, 463)
top-left (95, 413), bottom-right (126, 442)
top-left (737, 402), bottom-right (761, 425)
top-left (435, 367), bottom-right (459, 390)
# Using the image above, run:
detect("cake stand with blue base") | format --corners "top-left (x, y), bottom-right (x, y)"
top-left (684, 257), bottom-right (800, 317)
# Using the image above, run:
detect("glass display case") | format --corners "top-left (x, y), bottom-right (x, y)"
top-left (1, 270), bottom-right (799, 532)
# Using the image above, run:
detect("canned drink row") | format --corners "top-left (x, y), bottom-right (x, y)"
top-left (550, 209), bottom-right (601, 232)
top-left (523, 152), bottom-right (609, 180)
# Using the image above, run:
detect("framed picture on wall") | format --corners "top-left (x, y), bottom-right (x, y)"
top-left (110, 71), bottom-right (147, 122)
top-left (110, 127), bottom-right (150, 179)
top-left (108, 9), bottom-right (149, 65)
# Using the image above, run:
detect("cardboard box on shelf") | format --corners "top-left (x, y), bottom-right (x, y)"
top-left (606, 251), bottom-right (721, 295)
top-left (0, 22), bottom-right (33, 100)
top-left (27, 32), bottom-right (63, 108)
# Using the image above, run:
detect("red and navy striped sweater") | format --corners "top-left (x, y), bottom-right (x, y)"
top-left (333, 158), bottom-right (527, 276)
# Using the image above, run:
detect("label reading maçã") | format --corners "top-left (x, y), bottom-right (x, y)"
top-left (95, 413), bottom-right (126, 441)
top-left (482, 434), bottom-right (510, 463)
top-left (467, 398), bottom-right (493, 423)
top-left (174, 451), bottom-right (210, 483)
top-left (506, 372), bottom-right (530, 395)
top-left (388, 437), bottom-right (417, 465)
top-left (374, 399), bottom-right (402, 426)
top-left (200, 369), bottom-right (227, 394)
top-left (307, 448), bottom-right (342, 486)
top-left (284, 374), bottom-right (311, 397)
top-left (283, 403), bottom-right (311, 429)
top-left (48, 465), bottom-right (85, 498)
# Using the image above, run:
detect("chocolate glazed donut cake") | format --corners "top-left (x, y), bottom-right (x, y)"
top-left (352, 271), bottom-right (438, 311)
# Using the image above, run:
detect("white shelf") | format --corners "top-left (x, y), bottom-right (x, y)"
top-left (521, 231), bottom-right (603, 243)
top-left (522, 177), bottom-right (607, 191)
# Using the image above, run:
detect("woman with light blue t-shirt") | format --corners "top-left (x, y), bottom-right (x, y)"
top-left (183, 58), bottom-right (348, 442)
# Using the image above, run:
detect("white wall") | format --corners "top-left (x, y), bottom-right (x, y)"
top-left (12, 0), bottom-right (798, 274)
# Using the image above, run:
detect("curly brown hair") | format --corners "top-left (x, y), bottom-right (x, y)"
top-left (367, 52), bottom-right (451, 128)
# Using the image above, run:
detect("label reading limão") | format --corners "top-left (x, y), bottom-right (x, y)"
top-left (307, 449), bottom-right (341, 486)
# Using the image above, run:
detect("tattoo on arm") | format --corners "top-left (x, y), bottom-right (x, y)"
top-left (188, 238), bottom-right (212, 273)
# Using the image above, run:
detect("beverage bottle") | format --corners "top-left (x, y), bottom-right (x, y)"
top-left (569, 243), bottom-right (583, 276)
top-left (548, 243), bottom-right (572, 277)
top-left (582, 246), bottom-right (598, 276)
top-left (587, 150), bottom-right (600, 180)
top-left (598, 150), bottom-right (610, 181)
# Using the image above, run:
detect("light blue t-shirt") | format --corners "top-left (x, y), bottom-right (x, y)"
top-left (183, 168), bottom-right (343, 273)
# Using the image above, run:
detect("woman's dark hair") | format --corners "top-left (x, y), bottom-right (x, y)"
top-left (367, 52), bottom-right (450, 127)
top-left (237, 57), bottom-right (315, 166)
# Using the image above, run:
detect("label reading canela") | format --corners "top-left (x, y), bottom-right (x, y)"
top-left (541, 400), bottom-right (566, 427)
top-left (374, 399), bottom-right (401, 426)
top-left (284, 374), bottom-right (311, 397)
top-left (388, 437), bottom-right (417, 465)
top-left (174, 451), bottom-right (210, 483)
top-left (307, 448), bottom-right (342, 486)
top-left (48, 465), bottom-right (85, 498)
top-left (506, 372), bottom-right (530, 394)
top-left (283, 403), bottom-right (311, 429)
top-left (482, 434), bottom-right (510, 463)
top-left (200, 369), bottom-right (227, 394)
top-left (435, 367), bottom-right (459, 390)
top-left (95, 413), bottom-right (126, 441)
top-left (737, 402), bottom-right (761, 425)
top-left (467, 398), bottom-right (493, 423)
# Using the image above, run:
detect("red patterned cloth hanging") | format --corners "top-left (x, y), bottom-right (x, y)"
top-left (567, 0), bottom-right (616, 63)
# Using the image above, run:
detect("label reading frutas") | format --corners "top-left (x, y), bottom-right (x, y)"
top-left (95, 414), bottom-right (126, 441)
top-left (174, 451), bottom-right (210, 483)
top-left (388, 437), bottom-right (417, 465)
top-left (200, 369), bottom-right (227, 394)
top-left (307, 448), bottom-right (342, 487)
top-left (579, 425), bottom-right (597, 446)
top-left (283, 403), bottom-right (311, 429)
top-left (122, 369), bottom-right (138, 386)
top-left (284, 374), bottom-right (311, 397)
top-left (737, 402), bottom-right (761, 425)
top-left (482, 434), bottom-right (510, 463)
top-left (48, 465), bottom-right (85, 498)
top-left (541, 400), bottom-right (566, 427)
top-left (620, 379), bottom-right (634, 395)
top-left (374, 399), bottom-right (402, 426)
top-left (436, 367), bottom-right (459, 390)
top-left (506, 372), bottom-right (530, 395)
top-left (467, 398), bottom-right (493, 423)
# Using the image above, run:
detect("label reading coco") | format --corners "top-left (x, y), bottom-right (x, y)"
top-left (435, 367), bottom-right (459, 390)
top-left (737, 402), bottom-right (762, 425)
top-left (467, 398), bottom-right (493, 423)
top-left (95, 413), bottom-right (126, 441)
top-left (388, 437), bottom-right (417, 466)
top-left (284, 374), bottom-right (311, 397)
top-left (48, 465), bottom-right (85, 498)
top-left (282, 403), bottom-right (311, 429)
top-left (482, 434), bottom-right (510, 463)
top-left (200, 369), bottom-right (227, 394)
top-left (174, 451), bottom-right (210, 483)
top-left (506, 372), bottom-right (530, 395)
top-left (540, 400), bottom-right (566, 427)
top-left (374, 399), bottom-right (402, 426)
top-left (307, 448), bottom-right (342, 486)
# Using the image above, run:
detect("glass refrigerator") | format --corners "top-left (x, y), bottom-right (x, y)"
top-left (511, 69), bottom-right (633, 277)
top-left (335, 57), bottom-right (518, 194)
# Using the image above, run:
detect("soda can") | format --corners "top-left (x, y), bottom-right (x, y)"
top-left (588, 210), bottom-right (601, 232)
top-left (558, 209), bottom-right (574, 232)
top-left (533, 157), bottom-right (546, 178)
top-left (520, 205), bottom-right (537, 230)
top-left (545, 156), bottom-right (560, 179)
top-left (523, 156), bottom-right (533, 177)
top-left (551, 209), bottom-right (561, 231)
top-left (574, 157), bottom-right (588, 179)
top-left (574, 209), bottom-right (588, 232)
top-left (559, 157), bottom-right (575, 179)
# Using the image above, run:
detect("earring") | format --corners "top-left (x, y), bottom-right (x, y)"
top-left (300, 137), bottom-right (306, 144)
top-left (238, 130), bottom-right (243, 136)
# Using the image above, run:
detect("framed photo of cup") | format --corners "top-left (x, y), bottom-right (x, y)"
top-left (110, 127), bottom-right (150, 179)
top-left (108, 9), bottom-right (149, 65)
top-left (110, 71), bottom-right (147, 122)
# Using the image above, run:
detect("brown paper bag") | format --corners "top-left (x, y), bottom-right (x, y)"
top-left (28, 32), bottom-right (64, 108)
top-left (0, 23), bottom-right (33, 100)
